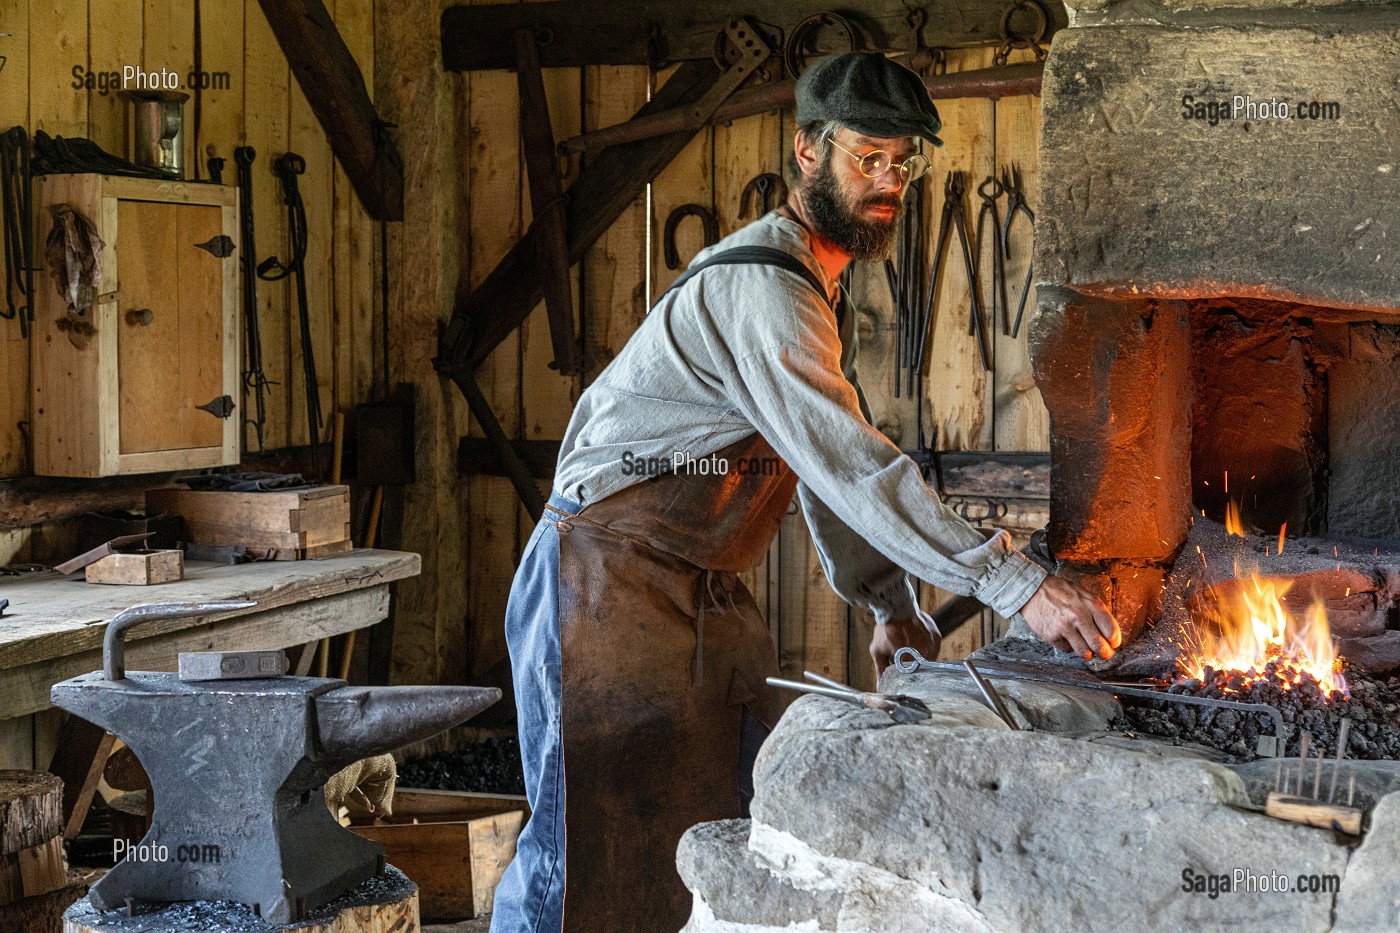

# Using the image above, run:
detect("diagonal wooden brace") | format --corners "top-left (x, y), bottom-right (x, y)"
top-left (435, 58), bottom-right (721, 377)
top-left (515, 28), bottom-right (580, 376)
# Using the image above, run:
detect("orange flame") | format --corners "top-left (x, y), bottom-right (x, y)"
top-left (1179, 565), bottom-right (1345, 696)
top-left (1224, 501), bottom-right (1244, 537)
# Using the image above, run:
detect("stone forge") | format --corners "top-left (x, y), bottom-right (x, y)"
top-left (1030, 0), bottom-right (1400, 641)
top-left (679, 672), bottom-right (1400, 933)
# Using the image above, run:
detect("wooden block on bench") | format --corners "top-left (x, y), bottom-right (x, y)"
top-left (146, 485), bottom-right (351, 558)
top-left (84, 550), bottom-right (183, 585)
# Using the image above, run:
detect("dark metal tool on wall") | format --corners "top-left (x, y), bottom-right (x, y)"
top-left (1001, 164), bottom-right (1035, 338)
top-left (663, 203), bottom-right (720, 270)
top-left (258, 152), bottom-right (322, 472)
top-left (975, 174), bottom-right (1009, 335)
top-left (51, 602), bottom-right (501, 924)
top-left (0, 126), bottom-right (33, 338)
top-left (234, 146), bottom-right (273, 452)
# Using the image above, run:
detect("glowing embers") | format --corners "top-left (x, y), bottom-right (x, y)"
top-left (1178, 566), bottom-right (1346, 698)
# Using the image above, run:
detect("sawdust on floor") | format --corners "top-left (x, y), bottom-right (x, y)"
top-left (423, 918), bottom-right (492, 933)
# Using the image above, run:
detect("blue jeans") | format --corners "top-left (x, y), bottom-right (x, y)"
top-left (490, 492), bottom-right (578, 933)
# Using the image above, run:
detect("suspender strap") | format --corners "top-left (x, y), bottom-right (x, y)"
top-left (661, 246), bottom-right (833, 309)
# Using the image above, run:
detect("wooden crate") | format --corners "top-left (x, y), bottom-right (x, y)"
top-left (30, 174), bottom-right (240, 478)
top-left (350, 789), bottom-right (528, 922)
top-left (146, 485), bottom-right (351, 557)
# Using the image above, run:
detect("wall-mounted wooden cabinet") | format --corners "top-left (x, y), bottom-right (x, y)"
top-left (30, 174), bottom-right (240, 477)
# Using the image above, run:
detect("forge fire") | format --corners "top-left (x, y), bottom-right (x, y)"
top-left (1109, 512), bottom-right (1400, 761)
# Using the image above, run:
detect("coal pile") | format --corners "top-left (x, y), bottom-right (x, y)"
top-left (397, 736), bottom-right (526, 795)
top-left (1112, 663), bottom-right (1400, 761)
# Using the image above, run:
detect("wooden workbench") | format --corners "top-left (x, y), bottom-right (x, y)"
top-left (0, 549), bottom-right (420, 722)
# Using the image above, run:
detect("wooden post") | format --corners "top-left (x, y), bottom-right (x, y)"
top-left (514, 28), bottom-right (579, 375)
top-left (0, 770), bottom-right (66, 906)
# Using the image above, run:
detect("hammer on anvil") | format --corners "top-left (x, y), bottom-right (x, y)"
top-left (51, 602), bottom-right (501, 924)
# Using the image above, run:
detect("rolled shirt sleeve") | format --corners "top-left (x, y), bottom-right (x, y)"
top-left (707, 273), bottom-right (1047, 620)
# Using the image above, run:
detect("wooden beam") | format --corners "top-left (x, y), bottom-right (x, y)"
top-left (442, 0), bottom-right (1070, 71)
top-left (562, 61), bottom-right (1045, 155)
top-left (0, 445), bottom-right (328, 534)
top-left (437, 59), bottom-right (721, 373)
top-left (254, 0), bottom-right (404, 221)
top-left (514, 28), bottom-right (579, 375)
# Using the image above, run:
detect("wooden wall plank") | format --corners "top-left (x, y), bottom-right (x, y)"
top-left (648, 65), bottom-right (713, 298)
top-left (140, 0), bottom-right (194, 176)
top-left (923, 47), bottom-right (997, 455)
top-left (29, 0), bottom-right (88, 139)
top-left (289, 66), bottom-right (336, 456)
top-left (87, 0), bottom-right (141, 156)
top-left (197, 0), bottom-right (245, 174)
top-left (992, 47), bottom-right (1048, 453)
top-left (464, 0), bottom-right (524, 681)
top-left (0, 0), bottom-right (27, 478)
top-left (579, 64), bottom-right (647, 386)
top-left (332, 0), bottom-right (377, 413)
top-left (242, 0), bottom-right (291, 450)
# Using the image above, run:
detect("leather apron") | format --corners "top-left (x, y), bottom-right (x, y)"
top-left (552, 432), bottom-right (796, 932)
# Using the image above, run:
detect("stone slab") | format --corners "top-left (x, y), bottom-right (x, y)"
top-left (1037, 21), bottom-right (1400, 312)
top-left (747, 695), bottom-right (1351, 932)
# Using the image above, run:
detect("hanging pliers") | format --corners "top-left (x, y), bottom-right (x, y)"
top-left (1001, 165), bottom-right (1036, 338)
top-left (976, 174), bottom-right (1009, 336)
top-left (947, 171), bottom-right (990, 372)
top-left (767, 671), bottom-right (932, 724)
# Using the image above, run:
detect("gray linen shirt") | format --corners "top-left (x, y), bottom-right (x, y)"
top-left (554, 212), bottom-right (1047, 622)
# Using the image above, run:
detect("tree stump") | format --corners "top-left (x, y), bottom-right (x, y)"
top-left (0, 868), bottom-right (102, 933)
top-left (0, 770), bottom-right (67, 905)
top-left (63, 865), bottom-right (420, 933)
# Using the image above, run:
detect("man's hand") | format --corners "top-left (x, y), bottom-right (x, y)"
top-left (1020, 576), bottom-right (1120, 660)
top-left (870, 617), bottom-right (941, 680)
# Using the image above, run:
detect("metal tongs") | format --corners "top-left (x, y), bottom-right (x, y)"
top-left (767, 671), bottom-right (932, 724)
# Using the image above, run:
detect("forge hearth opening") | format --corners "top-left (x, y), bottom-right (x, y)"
top-left (1029, 0), bottom-right (1400, 644)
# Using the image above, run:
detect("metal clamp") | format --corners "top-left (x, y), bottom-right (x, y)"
top-left (103, 602), bottom-right (257, 680)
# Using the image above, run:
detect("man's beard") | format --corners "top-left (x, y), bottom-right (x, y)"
top-left (803, 157), bottom-right (903, 262)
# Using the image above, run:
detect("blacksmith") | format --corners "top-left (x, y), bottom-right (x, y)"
top-left (491, 51), bottom-right (1121, 933)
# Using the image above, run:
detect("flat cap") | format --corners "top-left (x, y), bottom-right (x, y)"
top-left (795, 52), bottom-right (943, 147)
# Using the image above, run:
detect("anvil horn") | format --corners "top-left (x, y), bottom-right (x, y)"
top-left (313, 685), bottom-right (501, 765)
